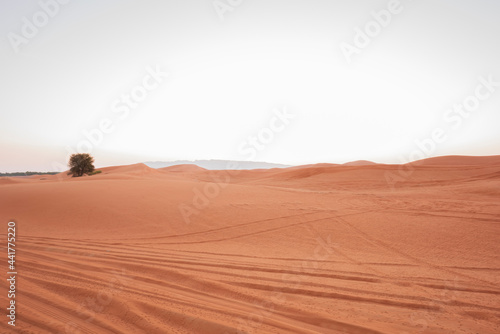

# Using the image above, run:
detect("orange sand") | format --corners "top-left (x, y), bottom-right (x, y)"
top-left (0, 156), bottom-right (499, 333)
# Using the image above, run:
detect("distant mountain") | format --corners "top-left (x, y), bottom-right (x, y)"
top-left (143, 160), bottom-right (292, 170)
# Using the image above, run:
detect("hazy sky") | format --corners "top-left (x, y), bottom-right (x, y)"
top-left (1, 0), bottom-right (499, 171)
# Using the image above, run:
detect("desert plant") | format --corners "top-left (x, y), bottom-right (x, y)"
top-left (68, 153), bottom-right (95, 177)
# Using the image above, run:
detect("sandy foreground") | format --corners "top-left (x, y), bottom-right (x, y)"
top-left (0, 156), bottom-right (499, 333)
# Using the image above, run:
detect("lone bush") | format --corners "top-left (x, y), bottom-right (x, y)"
top-left (68, 153), bottom-right (95, 177)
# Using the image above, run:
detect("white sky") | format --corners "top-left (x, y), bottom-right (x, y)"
top-left (1, 0), bottom-right (499, 171)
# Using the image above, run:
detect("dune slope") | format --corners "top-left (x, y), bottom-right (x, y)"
top-left (0, 158), bottom-right (499, 333)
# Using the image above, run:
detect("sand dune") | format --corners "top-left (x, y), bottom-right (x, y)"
top-left (160, 164), bottom-right (208, 173)
top-left (343, 160), bottom-right (377, 166)
top-left (0, 156), bottom-right (499, 333)
top-left (413, 155), bottom-right (500, 166)
top-left (0, 177), bottom-right (24, 185)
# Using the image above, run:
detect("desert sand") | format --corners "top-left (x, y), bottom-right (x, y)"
top-left (0, 156), bottom-right (499, 333)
